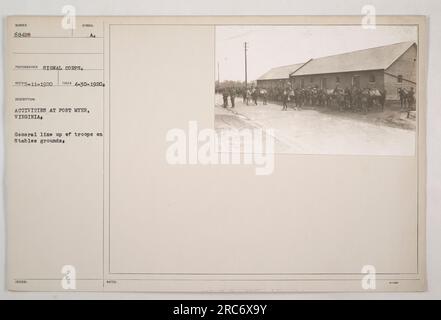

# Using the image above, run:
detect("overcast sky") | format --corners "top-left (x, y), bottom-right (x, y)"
top-left (216, 25), bottom-right (417, 82)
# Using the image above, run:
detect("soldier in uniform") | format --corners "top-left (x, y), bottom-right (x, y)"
top-left (379, 89), bottom-right (387, 112)
top-left (229, 87), bottom-right (236, 108)
top-left (246, 88), bottom-right (251, 105)
top-left (344, 87), bottom-right (352, 111)
top-left (408, 87), bottom-right (415, 108)
top-left (288, 87), bottom-right (296, 110)
top-left (251, 87), bottom-right (259, 106)
top-left (261, 88), bottom-right (268, 105)
top-left (407, 87), bottom-right (415, 118)
top-left (398, 87), bottom-right (407, 111)
top-left (351, 86), bottom-right (361, 111)
top-left (282, 88), bottom-right (289, 111)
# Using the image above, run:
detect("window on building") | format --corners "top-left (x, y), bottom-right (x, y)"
top-left (369, 74), bottom-right (376, 83)
top-left (352, 76), bottom-right (360, 88)
top-left (336, 76), bottom-right (340, 83)
top-left (301, 79), bottom-right (305, 88)
top-left (310, 77), bottom-right (314, 83)
top-left (398, 75), bottom-right (403, 83)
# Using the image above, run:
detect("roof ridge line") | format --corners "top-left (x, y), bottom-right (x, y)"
top-left (384, 42), bottom-right (416, 70)
top-left (289, 58), bottom-right (313, 76)
top-left (307, 41), bottom-right (415, 61)
top-left (270, 61), bottom-right (306, 70)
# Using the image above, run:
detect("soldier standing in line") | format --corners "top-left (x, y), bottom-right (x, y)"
top-left (282, 88), bottom-right (289, 111)
top-left (344, 87), bottom-right (351, 111)
top-left (379, 89), bottom-right (387, 112)
top-left (398, 87), bottom-right (407, 111)
top-left (252, 87), bottom-right (258, 105)
top-left (407, 87), bottom-right (415, 118)
top-left (261, 88), bottom-right (268, 105)
top-left (246, 88), bottom-right (251, 105)
top-left (242, 87), bottom-right (247, 103)
top-left (230, 87), bottom-right (236, 108)
top-left (222, 88), bottom-right (229, 108)
top-left (288, 87), bottom-right (296, 110)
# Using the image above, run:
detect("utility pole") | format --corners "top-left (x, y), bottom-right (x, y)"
top-left (244, 42), bottom-right (248, 89)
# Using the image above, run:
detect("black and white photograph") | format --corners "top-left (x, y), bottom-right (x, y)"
top-left (215, 25), bottom-right (418, 155)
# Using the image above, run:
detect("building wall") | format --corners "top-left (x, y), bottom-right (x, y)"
top-left (291, 70), bottom-right (385, 91)
top-left (258, 45), bottom-right (416, 100)
top-left (384, 44), bottom-right (417, 100)
top-left (384, 74), bottom-right (416, 100)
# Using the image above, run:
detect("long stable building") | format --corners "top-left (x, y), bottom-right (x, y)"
top-left (256, 42), bottom-right (417, 100)
top-left (256, 62), bottom-right (307, 89)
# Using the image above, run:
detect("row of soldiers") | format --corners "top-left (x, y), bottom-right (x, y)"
top-left (220, 87), bottom-right (238, 108)
top-left (279, 86), bottom-right (388, 113)
top-left (257, 85), bottom-right (379, 112)
top-left (220, 87), bottom-right (268, 108)
top-left (276, 85), bottom-right (414, 114)
top-left (282, 86), bottom-right (386, 112)
top-left (219, 85), bottom-right (415, 115)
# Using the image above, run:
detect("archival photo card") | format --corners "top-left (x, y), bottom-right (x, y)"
top-left (5, 16), bottom-right (426, 293)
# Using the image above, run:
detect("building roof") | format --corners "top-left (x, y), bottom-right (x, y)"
top-left (291, 42), bottom-right (416, 76)
top-left (257, 62), bottom-right (306, 80)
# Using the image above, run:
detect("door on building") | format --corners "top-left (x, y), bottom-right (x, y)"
top-left (352, 75), bottom-right (360, 88)
top-left (321, 78), bottom-right (327, 90)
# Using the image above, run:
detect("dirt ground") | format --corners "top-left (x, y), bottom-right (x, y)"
top-left (214, 94), bottom-right (416, 155)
